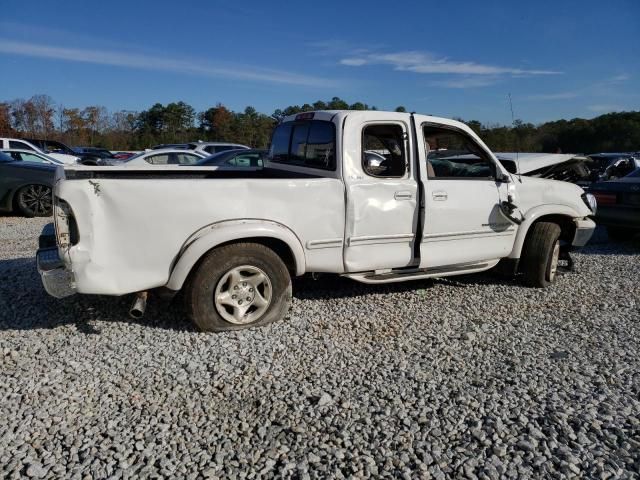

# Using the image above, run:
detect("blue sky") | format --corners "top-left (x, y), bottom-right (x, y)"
top-left (1, 0), bottom-right (638, 124)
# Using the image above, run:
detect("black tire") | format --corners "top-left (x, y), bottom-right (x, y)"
top-left (15, 184), bottom-right (53, 217)
top-left (185, 242), bottom-right (292, 332)
top-left (521, 222), bottom-right (562, 288)
top-left (607, 227), bottom-right (636, 242)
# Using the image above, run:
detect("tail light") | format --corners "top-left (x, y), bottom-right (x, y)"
top-left (592, 192), bottom-right (617, 206)
top-left (53, 197), bottom-right (79, 249)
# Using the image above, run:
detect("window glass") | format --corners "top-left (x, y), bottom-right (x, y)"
top-left (9, 141), bottom-right (35, 151)
top-left (20, 153), bottom-right (49, 164)
top-left (176, 153), bottom-right (200, 165)
top-left (233, 153), bottom-right (261, 167)
top-left (214, 145), bottom-right (236, 153)
top-left (145, 153), bottom-right (170, 165)
top-left (270, 123), bottom-right (293, 162)
top-left (424, 127), bottom-right (494, 179)
top-left (290, 124), bottom-right (310, 163)
top-left (204, 145), bottom-right (216, 154)
top-left (362, 124), bottom-right (407, 177)
top-left (269, 121), bottom-right (335, 170)
top-left (305, 122), bottom-right (335, 169)
top-left (45, 141), bottom-right (69, 154)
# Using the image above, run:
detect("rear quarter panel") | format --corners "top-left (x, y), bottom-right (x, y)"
top-left (57, 176), bottom-right (345, 295)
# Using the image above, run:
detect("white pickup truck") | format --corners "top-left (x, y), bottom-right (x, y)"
top-left (37, 110), bottom-right (597, 332)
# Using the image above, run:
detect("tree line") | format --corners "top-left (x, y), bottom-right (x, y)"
top-left (1, 94), bottom-right (638, 154)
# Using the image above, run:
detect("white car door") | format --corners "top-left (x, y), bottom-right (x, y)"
top-left (415, 119), bottom-right (516, 269)
top-left (342, 112), bottom-right (419, 272)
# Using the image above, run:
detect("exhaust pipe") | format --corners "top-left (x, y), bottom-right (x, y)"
top-left (129, 291), bottom-right (148, 319)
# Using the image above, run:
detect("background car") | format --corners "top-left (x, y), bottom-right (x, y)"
top-left (0, 137), bottom-right (79, 164)
top-left (73, 146), bottom-right (119, 164)
top-left (150, 142), bottom-right (250, 155)
top-left (589, 167), bottom-right (640, 240)
top-left (587, 153), bottom-right (640, 182)
top-left (113, 151), bottom-right (137, 160)
top-left (116, 149), bottom-right (207, 167)
top-left (0, 151), bottom-right (56, 216)
top-left (1, 149), bottom-right (64, 166)
top-left (195, 149), bottom-right (267, 168)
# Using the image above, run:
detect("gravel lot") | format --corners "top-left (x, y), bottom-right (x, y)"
top-left (1, 216), bottom-right (639, 479)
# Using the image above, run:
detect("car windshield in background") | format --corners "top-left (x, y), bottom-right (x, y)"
top-left (269, 120), bottom-right (335, 170)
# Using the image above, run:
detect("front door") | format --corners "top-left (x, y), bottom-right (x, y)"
top-left (342, 112), bottom-right (419, 272)
top-left (416, 121), bottom-right (516, 268)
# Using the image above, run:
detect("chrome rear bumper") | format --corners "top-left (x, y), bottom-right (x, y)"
top-left (37, 223), bottom-right (76, 298)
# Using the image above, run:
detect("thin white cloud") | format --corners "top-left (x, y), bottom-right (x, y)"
top-left (429, 77), bottom-right (501, 89)
top-left (0, 39), bottom-right (336, 88)
top-left (339, 50), bottom-right (562, 76)
top-left (609, 74), bottom-right (630, 82)
top-left (587, 104), bottom-right (623, 113)
top-left (525, 92), bottom-right (580, 101)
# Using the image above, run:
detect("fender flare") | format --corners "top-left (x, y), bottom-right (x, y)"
top-left (166, 219), bottom-right (306, 290)
top-left (509, 204), bottom-right (581, 259)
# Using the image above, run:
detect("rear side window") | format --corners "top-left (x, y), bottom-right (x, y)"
top-left (9, 140), bottom-right (35, 151)
top-left (269, 121), bottom-right (335, 170)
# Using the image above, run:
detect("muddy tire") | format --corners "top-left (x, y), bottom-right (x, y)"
top-left (521, 222), bottom-right (562, 288)
top-left (184, 242), bottom-right (292, 332)
top-left (15, 184), bottom-right (53, 217)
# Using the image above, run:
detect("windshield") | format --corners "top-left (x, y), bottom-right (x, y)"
top-left (123, 151), bottom-right (147, 162)
top-left (195, 149), bottom-right (243, 165)
top-left (627, 168), bottom-right (640, 178)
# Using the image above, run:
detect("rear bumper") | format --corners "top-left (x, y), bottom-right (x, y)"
top-left (37, 224), bottom-right (76, 299)
top-left (572, 218), bottom-right (596, 247)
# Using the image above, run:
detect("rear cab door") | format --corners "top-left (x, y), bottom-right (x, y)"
top-left (342, 111), bottom-right (419, 272)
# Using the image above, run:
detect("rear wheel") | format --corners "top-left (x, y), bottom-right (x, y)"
top-left (521, 222), bottom-right (562, 288)
top-left (15, 184), bottom-right (52, 217)
top-left (185, 243), bottom-right (292, 332)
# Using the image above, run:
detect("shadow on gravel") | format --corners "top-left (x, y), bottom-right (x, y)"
top-left (0, 256), bottom-right (194, 333)
top-left (291, 269), bottom-right (519, 301)
top-left (578, 226), bottom-right (640, 255)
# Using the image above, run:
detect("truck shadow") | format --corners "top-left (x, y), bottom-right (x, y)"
top-left (0, 257), bottom-right (194, 333)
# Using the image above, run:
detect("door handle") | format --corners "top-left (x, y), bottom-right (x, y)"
top-left (432, 191), bottom-right (448, 201)
top-left (394, 191), bottom-right (413, 200)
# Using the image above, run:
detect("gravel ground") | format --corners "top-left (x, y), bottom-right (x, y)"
top-left (1, 216), bottom-right (639, 479)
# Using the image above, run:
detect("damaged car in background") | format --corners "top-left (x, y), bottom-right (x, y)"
top-left (497, 153), bottom-right (591, 184)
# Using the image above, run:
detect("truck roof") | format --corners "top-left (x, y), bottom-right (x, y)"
top-left (280, 110), bottom-right (469, 131)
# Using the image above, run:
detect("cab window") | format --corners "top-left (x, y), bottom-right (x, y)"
top-left (424, 126), bottom-right (495, 179)
top-left (269, 120), bottom-right (335, 171)
top-left (362, 124), bottom-right (407, 178)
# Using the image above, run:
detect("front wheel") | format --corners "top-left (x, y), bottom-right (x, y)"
top-left (15, 184), bottom-right (52, 217)
top-left (521, 222), bottom-right (562, 288)
top-left (185, 243), bottom-right (292, 332)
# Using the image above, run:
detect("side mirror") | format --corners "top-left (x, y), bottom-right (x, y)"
top-left (500, 159), bottom-right (518, 174)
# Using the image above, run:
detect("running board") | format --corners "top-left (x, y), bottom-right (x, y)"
top-left (344, 262), bottom-right (493, 284)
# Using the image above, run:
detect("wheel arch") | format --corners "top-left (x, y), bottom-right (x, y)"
top-left (166, 219), bottom-right (306, 291)
top-left (510, 205), bottom-right (580, 260)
